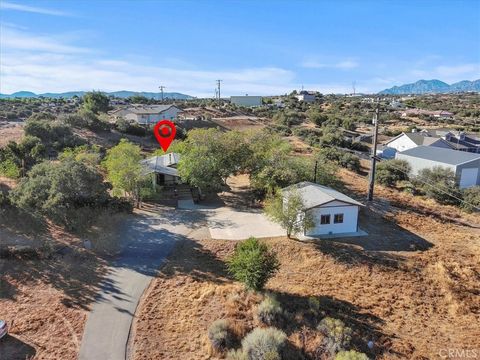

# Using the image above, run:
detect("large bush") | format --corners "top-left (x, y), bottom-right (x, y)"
top-left (414, 166), bottom-right (462, 205)
top-left (461, 186), bottom-right (480, 212)
top-left (241, 327), bottom-right (287, 360)
top-left (227, 237), bottom-right (280, 291)
top-left (24, 118), bottom-right (83, 150)
top-left (10, 159), bottom-right (111, 229)
top-left (375, 159), bottom-right (411, 187)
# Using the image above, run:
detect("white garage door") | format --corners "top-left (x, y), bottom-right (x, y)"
top-left (459, 168), bottom-right (479, 189)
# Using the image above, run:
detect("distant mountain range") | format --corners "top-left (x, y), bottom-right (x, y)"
top-left (379, 79), bottom-right (480, 95)
top-left (0, 90), bottom-right (194, 100)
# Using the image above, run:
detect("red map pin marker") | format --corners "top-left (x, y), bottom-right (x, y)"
top-left (153, 120), bottom-right (177, 152)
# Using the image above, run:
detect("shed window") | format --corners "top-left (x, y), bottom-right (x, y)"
top-left (320, 214), bottom-right (330, 225)
top-left (334, 213), bottom-right (344, 224)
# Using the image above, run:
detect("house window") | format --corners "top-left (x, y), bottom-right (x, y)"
top-left (334, 214), bottom-right (344, 224)
top-left (320, 214), bottom-right (330, 225)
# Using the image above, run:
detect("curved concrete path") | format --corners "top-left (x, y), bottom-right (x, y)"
top-left (79, 209), bottom-right (206, 360)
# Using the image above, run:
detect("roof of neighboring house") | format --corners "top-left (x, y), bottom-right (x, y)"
top-left (384, 132), bottom-right (454, 148)
top-left (110, 104), bottom-right (181, 116)
top-left (141, 153), bottom-right (181, 176)
top-left (282, 182), bottom-right (363, 209)
top-left (397, 146), bottom-right (480, 165)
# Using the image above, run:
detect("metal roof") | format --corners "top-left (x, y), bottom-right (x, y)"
top-left (282, 182), bottom-right (363, 209)
top-left (397, 146), bottom-right (480, 165)
top-left (141, 153), bottom-right (181, 176)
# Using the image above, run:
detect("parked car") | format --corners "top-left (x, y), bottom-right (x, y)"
top-left (0, 320), bottom-right (8, 339)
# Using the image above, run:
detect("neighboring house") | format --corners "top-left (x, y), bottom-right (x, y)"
top-left (400, 109), bottom-right (454, 119)
top-left (421, 129), bottom-right (480, 153)
top-left (141, 153), bottom-right (182, 187)
top-left (380, 132), bottom-right (453, 158)
top-left (230, 96), bottom-right (263, 107)
top-left (282, 182), bottom-right (363, 236)
top-left (110, 104), bottom-right (182, 125)
top-left (396, 146), bottom-right (480, 189)
top-left (295, 90), bottom-right (316, 103)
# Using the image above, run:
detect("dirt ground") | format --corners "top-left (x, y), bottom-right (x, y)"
top-left (0, 123), bottom-right (24, 147)
top-left (0, 206), bottom-right (126, 360)
top-left (131, 172), bottom-right (479, 360)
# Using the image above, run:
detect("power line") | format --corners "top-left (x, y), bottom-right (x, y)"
top-left (216, 80), bottom-right (222, 108)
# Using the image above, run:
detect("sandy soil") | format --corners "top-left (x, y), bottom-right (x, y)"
top-left (131, 172), bottom-right (480, 360)
top-left (0, 123), bottom-right (24, 147)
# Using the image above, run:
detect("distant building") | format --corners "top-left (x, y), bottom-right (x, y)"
top-left (230, 96), bottom-right (263, 107)
top-left (110, 104), bottom-right (182, 125)
top-left (421, 129), bottom-right (480, 153)
top-left (295, 90), bottom-right (316, 103)
top-left (396, 146), bottom-right (480, 189)
top-left (380, 132), bottom-right (453, 158)
top-left (400, 109), bottom-right (454, 119)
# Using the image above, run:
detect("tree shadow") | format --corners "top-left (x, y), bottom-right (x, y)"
top-left (310, 207), bottom-right (433, 270)
top-left (269, 291), bottom-right (392, 359)
top-left (0, 334), bottom-right (36, 360)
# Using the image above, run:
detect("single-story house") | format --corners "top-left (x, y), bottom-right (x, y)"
top-left (396, 146), bottom-right (480, 189)
top-left (110, 104), bottom-right (182, 125)
top-left (295, 90), bottom-right (316, 103)
top-left (421, 129), bottom-right (480, 153)
top-left (380, 131), bottom-right (454, 158)
top-left (230, 96), bottom-right (263, 107)
top-left (141, 153), bottom-right (182, 187)
top-left (283, 182), bottom-right (364, 236)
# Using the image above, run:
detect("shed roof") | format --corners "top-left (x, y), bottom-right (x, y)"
top-left (397, 146), bottom-right (480, 165)
top-left (282, 182), bottom-right (363, 209)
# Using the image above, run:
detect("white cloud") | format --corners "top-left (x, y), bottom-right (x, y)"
top-left (301, 58), bottom-right (359, 70)
top-left (0, 25), bottom-right (365, 96)
top-left (0, 1), bottom-right (71, 16)
top-left (408, 63), bottom-right (480, 83)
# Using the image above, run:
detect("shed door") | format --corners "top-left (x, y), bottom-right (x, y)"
top-left (459, 168), bottom-right (479, 189)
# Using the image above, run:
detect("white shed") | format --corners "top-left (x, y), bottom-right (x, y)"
top-left (283, 182), bottom-right (363, 236)
top-left (230, 96), bottom-right (263, 107)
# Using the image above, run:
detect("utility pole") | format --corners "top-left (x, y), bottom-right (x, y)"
top-left (216, 79), bottom-right (222, 107)
top-left (367, 100), bottom-right (380, 201)
top-left (159, 86), bottom-right (165, 102)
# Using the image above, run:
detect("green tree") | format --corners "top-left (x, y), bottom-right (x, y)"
top-left (10, 159), bottom-right (110, 229)
top-left (375, 159), bottom-right (411, 187)
top-left (264, 189), bottom-right (314, 238)
top-left (82, 91), bottom-right (110, 114)
top-left (415, 166), bottom-right (462, 205)
top-left (227, 237), bottom-right (280, 291)
top-left (103, 139), bottom-right (144, 205)
top-left (307, 106), bottom-right (329, 126)
top-left (461, 186), bottom-right (480, 212)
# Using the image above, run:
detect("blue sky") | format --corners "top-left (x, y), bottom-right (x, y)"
top-left (1, 0), bottom-right (479, 96)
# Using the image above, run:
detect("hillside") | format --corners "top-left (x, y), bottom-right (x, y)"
top-left (379, 79), bottom-right (480, 95)
top-left (0, 90), bottom-right (194, 100)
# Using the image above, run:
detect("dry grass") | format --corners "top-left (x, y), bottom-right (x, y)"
top-left (132, 170), bottom-right (480, 360)
top-left (0, 210), bottom-right (127, 359)
top-left (0, 123), bottom-right (24, 147)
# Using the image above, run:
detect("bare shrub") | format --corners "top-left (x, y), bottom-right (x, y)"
top-left (317, 317), bottom-right (352, 357)
top-left (241, 327), bottom-right (287, 360)
top-left (256, 295), bottom-right (283, 326)
top-left (208, 319), bottom-right (232, 352)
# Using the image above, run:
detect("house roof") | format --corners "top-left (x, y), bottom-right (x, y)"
top-left (282, 182), bottom-right (363, 209)
top-left (384, 132), bottom-right (453, 148)
top-left (397, 146), bottom-right (480, 165)
top-left (128, 104), bottom-right (180, 115)
top-left (141, 153), bottom-right (181, 176)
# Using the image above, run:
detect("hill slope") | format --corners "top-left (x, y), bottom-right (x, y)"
top-left (0, 90), bottom-right (194, 100)
top-left (379, 79), bottom-right (480, 94)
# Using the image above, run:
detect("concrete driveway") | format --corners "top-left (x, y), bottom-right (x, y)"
top-left (79, 209), bottom-right (206, 360)
top-left (207, 207), bottom-right (285, 240)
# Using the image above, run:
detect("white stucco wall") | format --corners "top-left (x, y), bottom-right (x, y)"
top-left (126, 107), bottom-right (181, 125)
top-left (305, 203), bottom-right (359, 236)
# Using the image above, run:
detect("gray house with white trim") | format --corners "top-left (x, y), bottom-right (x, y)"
top-left (396, 146), bottom-right (480, 189)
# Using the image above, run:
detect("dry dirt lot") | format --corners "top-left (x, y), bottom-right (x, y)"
top-left (131, 172), bottom-right (479, 360)
top-left (0, 203), bottom-right (126, 360)
top-left (0, 123), bottom-right (24, 147)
